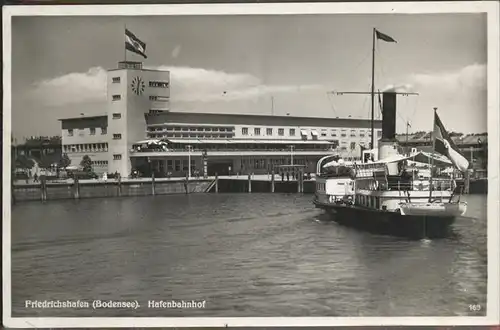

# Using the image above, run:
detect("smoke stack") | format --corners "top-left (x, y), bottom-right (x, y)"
top-left (382, 92), bottom-right (397, 140)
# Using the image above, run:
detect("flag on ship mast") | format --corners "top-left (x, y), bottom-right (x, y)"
top-left (375, 29), bottom-right (397, 43)
top-left (433, 111), bottom-right (469, 172)
top-left (125, 28), bottom-right (147, 59)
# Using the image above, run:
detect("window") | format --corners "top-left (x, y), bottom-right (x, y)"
top-left (90, 128), bottom-right (96, 135)
top-left (112, 95), bottom-right (121, 101)
top-left (113, 134), bottom-right (122, 140)
top-left (278, 128), bottom-right (284, 136)
top-left (149, 110), bottom-right (162, 115)
top-left (350, 129), bottom-right (356, 137)
top-left (68, 129), bottom-right (73, 137)
top-left (167, 160), bottom-right (174, 171)
top-left (254, 128), bottom-right (261, 136)
top-left (242, 127), bottom-right (249, 135)
top-left (112, 113), bottom-right (121, 119)
top-left (377, 130), bottom-right (382, 138)
top-left (101, 127), bottom-right (107, 135)
top-left (113, 154), bottom-right (122, 160)
top-left (112, 77), bottom-right (120, 83)
top-left (350, 142), bottom-right (357, 150)
top-left (149, 81), bottom-right (169, 88)
top-left (266, 128), bottom-right (273, 136)
top-left (341, 130), bottom-right (347, 137)
top-left (331, 130), bottom-right (337, 137)
top-left (289, 128), bottom-right (296, 136)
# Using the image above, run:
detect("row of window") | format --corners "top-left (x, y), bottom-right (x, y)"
top-left (111, 77), bottom-right (169, 88)
top-left (64, 143), bottom-right (109, 153)
top-left (148, 133), bottom-right (233, 139)
top-left (112, 95), bottom-right (169, 102)
top-left (356, 194), bottom-right (381, 209)
top-left (242, 127), bottom-right (289, 136)
top-left (165, 159), bottom-right (196, 172)
top-left (67, 127), bottom-right (106, 136)
top-left (149, 126), bottom-right (234, 133)
top-left (240, 158), bottom-right (309, 170)
top-left (91, 160), bottom-right (109, 166)
top-left (241, 127), bottom-right (381, 138)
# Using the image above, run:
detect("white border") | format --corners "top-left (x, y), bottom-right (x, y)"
top-left (3, 2), bottom-right (499, 328)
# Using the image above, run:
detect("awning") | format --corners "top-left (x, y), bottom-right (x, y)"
top-left (300, 129), bottom-right (308, 136)
top-left (376, 152), bottom-right (452, 168)
top-left (134, 139), bottom-right (167, 145)
top-left (311, 130), bottom-right (319, 136)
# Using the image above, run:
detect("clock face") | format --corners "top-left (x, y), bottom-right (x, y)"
top-left (131, 76), bottom-right (145, 95)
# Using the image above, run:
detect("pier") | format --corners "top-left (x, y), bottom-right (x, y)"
top-left (11, 173), bottom-right (486, 203)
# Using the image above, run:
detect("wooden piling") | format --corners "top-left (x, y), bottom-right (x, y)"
top-left (40, 177), bottom-right (47, 202)
top-left (464, 172), bottom-right (470, 194)
top-left (151, 172), bottom-right (156, 196)
top-left (74, 177), bottom-right (80, 199)
top-left (300, 170), bottom-right (304, 193)
top-left (248, 173), bottom-right (252, 193)
top-left (117, 175), bottom-right (122, 197)
top-left (271, 170), bottom-right (275, 193)
top-left (184, 173), bottom-right (189, 194)
top-left (215, 173), bottom-right (219, 193)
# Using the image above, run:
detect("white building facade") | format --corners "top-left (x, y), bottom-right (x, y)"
top-left (60, 61), bottom-right (382, 177)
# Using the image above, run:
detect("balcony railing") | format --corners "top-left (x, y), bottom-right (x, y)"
top-left (131, 147), bottom-right (335, 153)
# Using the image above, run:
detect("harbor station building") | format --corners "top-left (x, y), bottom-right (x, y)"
top-left (59, 61), bottom-right (382, 177)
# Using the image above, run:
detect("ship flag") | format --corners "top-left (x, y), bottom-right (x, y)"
top-left (375, 29), bottom-right (397, 43)
top-left (125, 28), bottom-right (147, 59)
top-left (433, 111), bottom-right (469, 172)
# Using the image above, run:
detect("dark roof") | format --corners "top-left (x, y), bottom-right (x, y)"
top-left (145, 111), bottom-right (382, 129)
top-left (58, 115), bottom-right (107, 121)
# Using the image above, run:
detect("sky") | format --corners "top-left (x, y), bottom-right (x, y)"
top-left (10, 13), bottom-right (487, 140)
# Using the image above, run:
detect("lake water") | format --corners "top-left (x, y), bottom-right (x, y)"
top-left (11, 193), bottom-right (487, 317)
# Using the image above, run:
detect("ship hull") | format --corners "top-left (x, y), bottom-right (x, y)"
top-left (314, 201), bottom-right (456, 239)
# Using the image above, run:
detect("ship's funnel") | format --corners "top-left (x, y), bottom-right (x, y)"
top-left (382, 92), bottom-right (397, 140)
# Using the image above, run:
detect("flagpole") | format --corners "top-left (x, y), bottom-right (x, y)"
top-left (370, 28), bottom-right (376, 151)
top-left (406, 121), bottom-right (410, 156)
top-left (428, 107), bottom-right (437, 202)
top-left (124, 24), bottom-right (127, 62)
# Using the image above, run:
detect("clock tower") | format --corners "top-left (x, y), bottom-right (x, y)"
top-left (106, 61), bottom-right (170, 176)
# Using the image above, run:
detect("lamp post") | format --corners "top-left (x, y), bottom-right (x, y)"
top-left (202, 149), bottom-right (208, 178)
top-left (186, 145), bottom-right (192, 179)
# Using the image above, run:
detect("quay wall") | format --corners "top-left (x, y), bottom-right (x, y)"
top-left (13, 178), bottom-right (213, 202)
top-left (12, 176), bottom-right (486, 203)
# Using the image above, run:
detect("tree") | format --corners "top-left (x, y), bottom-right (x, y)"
top-left (80, 155), bottom-right (93, 173)
top-left (38, 155), bottom-right (54, 169)
top-left (15, 155), bottom-right (35, 172)
top-left (59, 153), bottom-right (71, 169)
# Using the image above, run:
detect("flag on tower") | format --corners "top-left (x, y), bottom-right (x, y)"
top-left (375, 29), bottom-right (397, 43)
top-left (125, 28), bottom-right (147, 59)
top-left (433, 111), bottom-right (469, 172)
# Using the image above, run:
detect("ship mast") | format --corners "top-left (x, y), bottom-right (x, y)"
top-left (428, 107), bottom-right (437, 202)
top-left (370, 28), bottom-right (376, 150)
